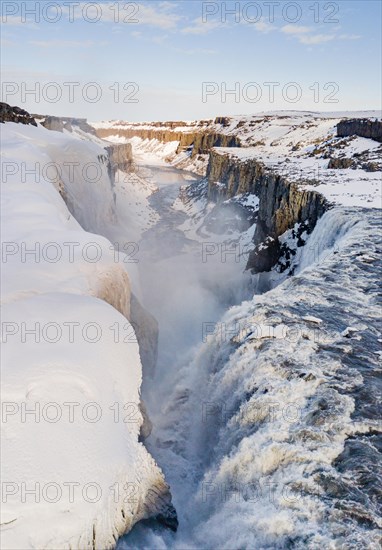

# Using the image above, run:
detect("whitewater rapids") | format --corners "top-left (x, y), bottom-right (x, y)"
top-left (120, 203), bottom-right (381, 549)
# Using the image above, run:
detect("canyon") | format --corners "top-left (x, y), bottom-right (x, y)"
top-left (1, 104), bottom-right (381, 549)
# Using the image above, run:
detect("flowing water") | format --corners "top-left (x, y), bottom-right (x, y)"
top-left (132, 164), bottom-right (253, 398)
top-left (117, 165), bottom-right (382, 549)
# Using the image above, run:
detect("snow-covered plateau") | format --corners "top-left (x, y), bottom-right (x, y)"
top-left (1, 107), bottom-right (381, 549)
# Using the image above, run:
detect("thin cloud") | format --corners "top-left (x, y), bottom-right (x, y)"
top-left (1, 38), bottom-right (16, 47)
top-left (253, 19), bottom-right (276, 33)
top-left (151, 35), bottom-right (169, 45)
top-left (281, 24), bottom-right (361, 45)
top-left (281, 25), bottom-right (312, 35)
top-left (136, 3), bottom-right (182, 29)
top-left (339, 34), bottom-right (361, 40)
top-left (181, 18), bottom-right (222, 35)
top-left (57, 2), bottom-right (182, 30)
top-left (1, 15), bottom-right (36, 28)
top-left (175, 47), bottom-right (217, 55)
top-left (281, 24), bottom-right (335, 44)
top-left (30, 40), bottom-right (98, 48)
top-left (2, 15), bottom-right (24, 26)
top-left (299, 34), bottom-right (336, 45)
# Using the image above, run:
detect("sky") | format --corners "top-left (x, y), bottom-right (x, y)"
top-left (1, 0), bottom-right (381, 121)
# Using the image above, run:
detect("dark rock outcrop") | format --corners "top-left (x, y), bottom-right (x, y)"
top-left (337, 119), bottom-right (382, 143)
top-left (206, 150), bottom-right (328, 273)
top-left (214, 116), bottom-right (232, 127)
top-left (363, 161), bottom-right (380, 172)
top-left (186, 132), bottom-right (241, 157)
top-left (0, 102), bottom-right (37, 126)
top-left (328, 157), bottom-right (355, 169)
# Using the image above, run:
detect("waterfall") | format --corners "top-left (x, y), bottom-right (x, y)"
top-left (120, 205), bottom-right (381, 549)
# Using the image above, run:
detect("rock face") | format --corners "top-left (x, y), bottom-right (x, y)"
top-left (130, 293), bottom-right (159, 379)
top-left (207, 150), bottom-right (264, 200)
top-left (100, 145), bottom-right (159, 381)
top-left (105, 143), bottom-right (133, 173)
top-left (337, 119), bottom-right (382, 142)
top-left (0, 102), bottom-right (37, 125)
top-left (139, 400), bottom-right (153, 441)
top-left (183, 131), bottom-right (241, 158)
top-left (40, 115), bottom-right (66, 132)
top-left (95, 126), bottom-right (241, 158)
top-left (36, 114), bottom-right (97, 135)
top-left (96, 126), bottom-right (189, 143)
top-left (96, 269), bottom-right (131, 320)
top-left (206, 150), bottom-right (328, 272)
top-left (327, 157), bottom-right (355, 169)
top-left (250, 177), bottom-right (327, 273)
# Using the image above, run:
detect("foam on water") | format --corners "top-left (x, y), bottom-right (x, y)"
top-left (119, 205), bottom-right (382, 549)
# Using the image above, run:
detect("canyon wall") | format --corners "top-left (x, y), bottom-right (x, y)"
top-left (184, 131), bottom-right (241, 157)
top-left (206, 150), bottom-right (328, 272)
top-left (95, 121), bottom-right (241, 158)
top-left (130, 293), bottom-right (159, 380)
top-left (105, 143), bottom-right (133, 176)
top-left (36, 114), bottom-right (97, 135)
top-left (337, 118), bottom-right (382, 142)
top-left (96, 126), bottom-right (187, 143)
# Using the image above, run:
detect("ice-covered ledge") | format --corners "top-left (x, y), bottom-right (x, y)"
top-left (0, 120), bottom-right (175, 548)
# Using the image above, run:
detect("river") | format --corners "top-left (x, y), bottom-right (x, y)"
top-left (117, 164), bottom-right (381, 550)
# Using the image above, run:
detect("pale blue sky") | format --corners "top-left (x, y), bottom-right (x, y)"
top-left (1, 1), bottom-right (381, 121)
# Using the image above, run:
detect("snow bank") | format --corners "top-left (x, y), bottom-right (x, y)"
top-left (1, 123), bottom-right (116, 235)
top-left (1, 294), bottom-right (171, 549)
top-left (0, 122), bottom-right (172, 548)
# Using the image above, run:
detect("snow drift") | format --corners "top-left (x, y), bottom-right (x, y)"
top-left (0, 122), bottom-right (174, 549)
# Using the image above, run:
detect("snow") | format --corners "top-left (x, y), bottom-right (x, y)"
top-left (103, 135), bottom-right (179, 166)
top-left (1, 111), bottom-right (381, 549)
top-left (1, 123), bottom-right (130, 311)
top-left (91, 121), bottom-right (197, 132)
top-left (302, 316), bottom-right (323, 325)
top-left (1, 294), bottom-right (165, 549)
top-left (93, 112), bottom-right (381, 209)
top-left (211, 143), bottom-right (382, 209)
top-left (101, 134), bottom-right (209, 177)
top-left (91, 111), bottom-right (381, 132)
top-left (113, 168), bottom-right (159, 243)
top-left (1, 122), bottom-right (116, 235)
top-left (341, 326), bottom-right (360, 337)
top-left (0, 122), bottom-right (171, 549)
